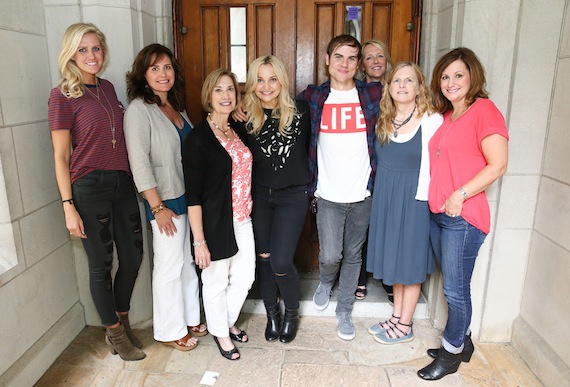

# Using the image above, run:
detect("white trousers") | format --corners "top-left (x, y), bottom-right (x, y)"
top-left (150, 214), bottom-right (201, 341)
top-left (201, 217), bottom-right (256, 338)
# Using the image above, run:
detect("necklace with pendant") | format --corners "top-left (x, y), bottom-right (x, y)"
top-left (437, 105), bottom-right (471, 157)
top-left (85, 81), bottom-right (117, 148)
top-left (391, 104), bottom-right (416, 138)
top-left (208, 113), bottom-right (231, 139)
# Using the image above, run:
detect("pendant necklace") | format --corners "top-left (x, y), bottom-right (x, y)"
top-left (437, 105), bottom-right (470, 157)
top-left (85, 82), bottom-right (117, 148)
top-left (208, 113), bottom-right (231, 139)
top-left (436, 122), bottom-right (453, 157)
top-left (391, 104), bottom-right (416, 138)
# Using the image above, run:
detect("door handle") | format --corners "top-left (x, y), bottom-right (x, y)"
top-left (180, 26), bottom-right (188, 35)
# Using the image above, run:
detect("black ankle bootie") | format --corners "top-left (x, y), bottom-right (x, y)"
top-left (279, 308), bottom-right (298, 343)
top-left (418, 347), bottom-right (462, 381)
top-left (427, 333), bottom-right (474, 362)
top-left (265, 303), bottom-right (282, 341)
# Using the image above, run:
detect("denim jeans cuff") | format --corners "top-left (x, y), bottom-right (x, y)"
top-left (442, 337), bottom-right (464, 354)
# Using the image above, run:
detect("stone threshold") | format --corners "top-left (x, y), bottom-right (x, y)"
top-left (243, 272), bottom-right (428, 319)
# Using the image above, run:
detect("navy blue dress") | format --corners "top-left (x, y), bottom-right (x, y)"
top-left (366, 126), bottom-right (434, 285)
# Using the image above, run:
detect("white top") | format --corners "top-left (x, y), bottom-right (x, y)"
top-left (316, 88), bottom-right (371, 203)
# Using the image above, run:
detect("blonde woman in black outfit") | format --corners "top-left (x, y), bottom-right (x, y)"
top-left (234, 56), bottom-right (310, 343)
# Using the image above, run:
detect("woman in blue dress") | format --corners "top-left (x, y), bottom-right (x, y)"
top-left (367, 62), bottom-right (443, 344)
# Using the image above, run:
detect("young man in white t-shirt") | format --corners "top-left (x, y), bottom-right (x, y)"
top-left (297, 35), bottom-right (382, 340)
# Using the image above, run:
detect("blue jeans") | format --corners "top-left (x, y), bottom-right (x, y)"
top-left (316, 197), bottom-right (372, 314)
top-left (430, 212), bottom-right (486, 350)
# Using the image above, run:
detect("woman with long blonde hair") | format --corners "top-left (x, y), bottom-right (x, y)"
top-left (234, 55), bottom-right (310, 343)
top-left (367, 62), bottom-right (443, 345)
top-left (356, 39), bottom-right (394, 303)
top-left (48, 23), bottom-right (145, 361)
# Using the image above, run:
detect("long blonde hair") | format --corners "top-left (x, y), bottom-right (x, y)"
top-left (57, 23), bottom-right (109, 99)
top-left (243, 56), bottom-right (297, 136)
top-left (377, 62), bottom-right (434, 144)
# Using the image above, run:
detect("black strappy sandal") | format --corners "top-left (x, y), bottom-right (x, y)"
top-left (213, 336), bottom-right (240, 360)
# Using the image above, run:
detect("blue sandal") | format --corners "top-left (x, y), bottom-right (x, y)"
top-left (374, 321), bottom-right (414, 344)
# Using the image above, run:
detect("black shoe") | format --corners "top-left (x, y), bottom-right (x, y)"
top-left (229, 329), bottom-right (248, 343)
top-left (213, 336), bottom-right (240, 360)
top-left (265, 303), bottom-right (282, 341)
top-left (279, 308), bottom-right (298, 343)
top-left (417, 347), bottom-right (462, 381)
top-left (427, 333), bottom-right (474, 362)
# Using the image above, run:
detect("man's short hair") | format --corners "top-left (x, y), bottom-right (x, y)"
top-left (326, 34), bottom-right (362, 60)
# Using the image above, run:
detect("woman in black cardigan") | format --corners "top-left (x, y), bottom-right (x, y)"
top-left (182, 69), bottom-right (255, 361)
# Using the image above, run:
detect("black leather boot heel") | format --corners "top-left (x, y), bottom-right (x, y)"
top-left (418, 347), bottom-right (462, 381)
top-left (265, 303), bottom-right (281, 341)
top-left (279, 308), bottom-right (298, 343)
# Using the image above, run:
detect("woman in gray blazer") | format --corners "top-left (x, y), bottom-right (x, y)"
top-left (124, 44), bottom-right (207, 351)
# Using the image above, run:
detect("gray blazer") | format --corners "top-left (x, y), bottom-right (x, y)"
top-left (124, 98), bottom-right (192, 200)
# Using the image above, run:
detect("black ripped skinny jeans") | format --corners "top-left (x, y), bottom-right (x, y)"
top-left (253, 184), bottom-right (307, 310)
top-left (72, 170), bottom-right (143, 326)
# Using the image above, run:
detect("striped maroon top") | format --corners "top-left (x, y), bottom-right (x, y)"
top-left (48, 79), bottom-right (130, 183)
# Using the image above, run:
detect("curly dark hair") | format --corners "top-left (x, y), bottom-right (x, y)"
top-left (126, 44), bottom-right (186, 111)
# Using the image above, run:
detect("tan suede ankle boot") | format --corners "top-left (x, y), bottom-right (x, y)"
top-left (116, 312), bottom-right (143, 348)
top-left (105, 323), bottom-right (146, 361)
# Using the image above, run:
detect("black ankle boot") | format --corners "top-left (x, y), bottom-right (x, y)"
top-left (265, 303), bottom-right (281, 341)
top-left (427, 333), bottom-right (474, 362)
top-left (279, 308), bottom-right (298, 343)
top-left (417, 347), bottom-right (462, 381)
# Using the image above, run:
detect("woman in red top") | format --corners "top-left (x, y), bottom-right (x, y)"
top-left (49, 23), bottom-right (145, 361)
top-left (417, 47), bottom-right (508, 381)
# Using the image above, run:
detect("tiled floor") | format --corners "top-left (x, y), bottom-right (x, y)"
top-left (36, 313), bottom-right (543, 387)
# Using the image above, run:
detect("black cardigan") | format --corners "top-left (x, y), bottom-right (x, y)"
top-left (183, 120), bottom-right (238, 260)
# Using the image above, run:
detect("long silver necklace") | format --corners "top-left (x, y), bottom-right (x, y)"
top-left (391, 104), bottom-right (416, 138)
top-left (85, 81), bottom-right (117, 148)
top-left (436, 121), bottom-right (453, 157)
top-left (437, 105), bottom-right (470, 157)
top-left (208, 113), bottom-right (231, 139)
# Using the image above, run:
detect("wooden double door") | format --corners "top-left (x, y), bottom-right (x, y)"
top-left (175, 0), bottom-right (421, 271)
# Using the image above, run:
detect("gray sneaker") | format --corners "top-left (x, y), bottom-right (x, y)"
top-left (337, 312), bottom-right (356, 340)
top-left (313, 282), bottom-right (332, 310)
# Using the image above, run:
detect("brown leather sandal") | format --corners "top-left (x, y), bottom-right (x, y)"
top-left (161, 334), bottom-right (198, 351)
top-left (188, 323), bottom-right (208, 337)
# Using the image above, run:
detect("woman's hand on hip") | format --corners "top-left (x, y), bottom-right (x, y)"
top-left (194, 245), bottom-right (211, 270)
top-left (155, 209), bottom-right (180, 237)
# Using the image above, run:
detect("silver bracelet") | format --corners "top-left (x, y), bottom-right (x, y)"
top-left (458, 187), bottom-right (468, 199)
top-left (192, 239), bottom-right (207, 247)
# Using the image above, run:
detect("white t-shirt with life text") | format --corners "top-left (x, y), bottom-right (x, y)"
top-left (316, 87), bottom-right (371, 203)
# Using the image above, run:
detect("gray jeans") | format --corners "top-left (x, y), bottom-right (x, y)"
top-left (316, 196), bottom-right (372, 314)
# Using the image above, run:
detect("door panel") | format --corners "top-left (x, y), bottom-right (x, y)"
top-left (296, 0), bottom-right (413, 89)
top-left (175, 0), bottom-right (419, 271)
top-left (177, 0), bottom-right (295, 124)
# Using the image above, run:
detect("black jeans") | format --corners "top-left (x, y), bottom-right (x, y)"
top-left (252, 184), bottom-right (308, 309)
top-left (72, 170), bottom-right (143, 326)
